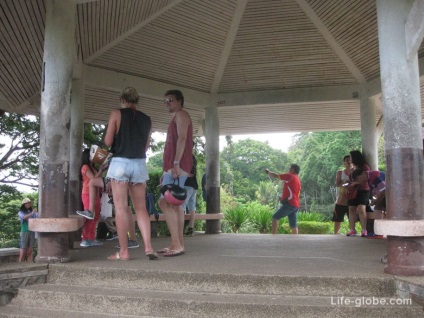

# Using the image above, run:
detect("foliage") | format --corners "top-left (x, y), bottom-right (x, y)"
top-left (0, 192), bottom-right (38, 247)
top-left (223, 205), bottom-right (252, 233)
top-left (297, 221), bottom-right (332, 234)
top-left (220, 138), bottom-right (289, 201)
top-left (288, 131), bottom-right (363, 210)
top-left (83, 123), bottom-right (106, 147)
top-left (255, 181), bottom-right (280, 209)
top-left (297, 211), bottom-right (326, 222)
top-left (247, 202), bottom-right (273, 233)
top-left (0, 112), bottom-right (40, 190)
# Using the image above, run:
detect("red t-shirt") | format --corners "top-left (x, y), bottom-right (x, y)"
top-left (278, 173), bottom-right (301, 208)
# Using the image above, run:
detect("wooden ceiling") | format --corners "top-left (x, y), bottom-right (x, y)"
top-left (1, 0), bottom-right (423, 135)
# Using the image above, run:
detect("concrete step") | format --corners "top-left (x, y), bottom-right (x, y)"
top-left (0, 304), bottom-right (165, 318)
top-left (7, 283), bottom-right (422, 318)
top-left (48, 264), bottom-right (397, 297)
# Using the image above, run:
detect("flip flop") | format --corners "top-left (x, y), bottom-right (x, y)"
top-left (163, 250), bottom-right (184, 257)
top-left (157, 248), bottom-right (170, 254)
top-left (107, 252), bottom-right (129, 261)
top-left (146, 252), bottom-right (159, 260)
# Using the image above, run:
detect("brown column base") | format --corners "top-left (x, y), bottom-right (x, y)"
top-left (35, 233), bottom-right (71, 263)
top-left (384, 236), bottom-right (424, 276)
top-left (205, 186), bottom-right (221, 234)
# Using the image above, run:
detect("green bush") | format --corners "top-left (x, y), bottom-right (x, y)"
top-left (0, 239), bottom-right (19, 248)
top-left (223, 205), bottom-right (252, 233)
top-left (247, 202), bottom-right (273, 234)
top-left (297, 211), bottom-right (326, 222)
top-left (298, 221), bottom-right (332, 234)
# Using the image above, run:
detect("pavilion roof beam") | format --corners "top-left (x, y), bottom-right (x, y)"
top-left (406, 0), bottom-right (424, 61)
top-left (210, 0), bottom-right (248, 94)
top-left (295, 0), bottom-right (366, 84)
top-left (85, 65), bottom-right (361, 107)
top-left (216, 85), bottom-right (360, 107)
top-left (75, 0), bottom-right (98, 4)
top-left (84, 0), bottom-right (184, 63)
top-left (84, 65), bottom-right (209, 107)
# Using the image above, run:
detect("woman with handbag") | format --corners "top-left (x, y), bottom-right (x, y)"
top-left (346, 150), bottom-right (370, 237)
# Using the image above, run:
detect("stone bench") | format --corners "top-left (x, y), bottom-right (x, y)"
top-left (0, 248), bottom-right (20, 264)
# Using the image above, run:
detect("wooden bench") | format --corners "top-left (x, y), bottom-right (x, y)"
top-left (102, 213), bottom-right (223, 237)
top-left (101, 213), bottom-right (224, 223)
top-left (148, 213), bottom-right (224, 222)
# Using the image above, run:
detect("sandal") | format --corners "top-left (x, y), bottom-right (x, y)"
top-left (107, 252), bottom-right (129, 261)
top-left (157, 248), bottom-right (170, 254)
top-left (146, 251), bottom-right (159, 260)
top-left (163, 250), bottom-right (184, 257)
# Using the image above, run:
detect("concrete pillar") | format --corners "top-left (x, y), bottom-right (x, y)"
top-left (68, 65), bottom-right (85, 247)
top-left (69, 66), bottom-right (85, 215)
top-left (375, 0), bottom-right (424, 276)
top-left (360, 86), bottom-right (378, 170)
top-left (204, 100), bottom-right (221, 234)
top-left (37, 0), bottom-right (76, 263)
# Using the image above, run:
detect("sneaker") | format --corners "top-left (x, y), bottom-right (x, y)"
top-left (92, 239), bottom-right (103, 246)
top-left (346, 230), bottom-right (357, 236)
top-left (80, 240), bottom-right (93, 247)
top-left (361, 230), bottom-right (368, 237)
top-left (116, 240), bottom-right (139, 249)
top-left (381, 254), bottom-right (387, 264)
top-left (184, 228), bottom-right (194, 237)
top-left (128, 240), bottom-right (139, 248)
top-left (106, 232), bottom-right (118, 240)
top-left (76, 210), bottom-right (94, 220)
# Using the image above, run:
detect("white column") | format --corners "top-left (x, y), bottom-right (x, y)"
top-left (69, 65), bottom-right (85, 214)
top-left (375, 0), bottom-right (424, 276)
top-left (37, 0), bottom-right (76, 263)
top-left (204, 98), bottom-right (221, 234)
top-left (360, 86), bottom-right (378, 170)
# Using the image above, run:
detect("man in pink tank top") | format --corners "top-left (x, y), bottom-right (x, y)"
top-left (158, 90), bottom-right (193, 257)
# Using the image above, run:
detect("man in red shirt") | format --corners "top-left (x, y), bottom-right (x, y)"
top-left (265, 164), bottom-right (301, 234)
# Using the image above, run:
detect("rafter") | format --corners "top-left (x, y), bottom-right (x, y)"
top-left (85, 0), bottom-right (185, 63)
top-left (210, 0), bottom-right (248, 93)
top-left (295, 0), bottom-right (366, 83)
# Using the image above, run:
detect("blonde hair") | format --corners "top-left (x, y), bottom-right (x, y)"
top-left (120, 87), bottom-right (139, 104)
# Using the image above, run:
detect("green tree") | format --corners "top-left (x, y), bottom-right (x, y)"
top-left (220, 139), bottom-right (289, 201)
top-left (288, 131), bottom-right (363, 211)
top-left (0, 113), bottom-right (40, 190)
top-left (255, 181), bottom-right (280, 209)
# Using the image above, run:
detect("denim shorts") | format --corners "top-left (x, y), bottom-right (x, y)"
top-left (273, 203), bottom-right (299, 228)
top-left (161, 172), bottom-right (188, 194)
top-left (106, 157), bottom-right (149, 184)
top-left (182, 186), bottom-right (197, 212)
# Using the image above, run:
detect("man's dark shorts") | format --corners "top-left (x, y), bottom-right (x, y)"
top-left (332, 204), bottom-right (349, 222)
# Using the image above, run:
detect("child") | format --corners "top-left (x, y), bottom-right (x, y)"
top-left (18, 198), bottom-right (38, 262)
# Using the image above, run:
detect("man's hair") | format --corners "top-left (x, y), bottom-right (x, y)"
top-left (120, 87), bottom-right (139, 104)
top-left (165, 89), bottom-right (184, 107)
top-left (343, 155), bottom-right (350, 162)
top-left (290, 164), bottom-right (300, 174)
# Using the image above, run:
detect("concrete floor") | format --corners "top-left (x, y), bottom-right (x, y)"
top-left (66, 233), bottom-right (392, 278)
